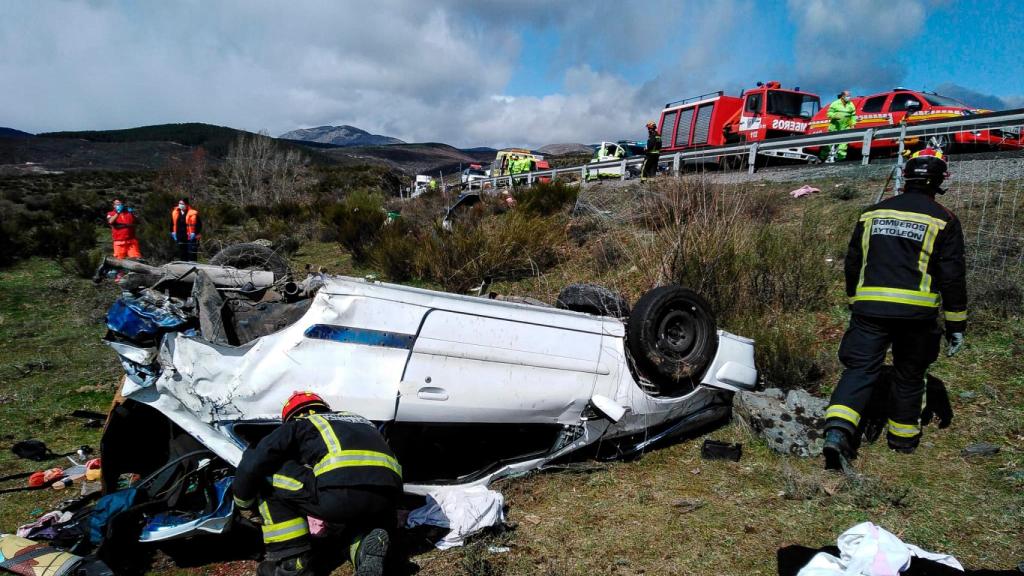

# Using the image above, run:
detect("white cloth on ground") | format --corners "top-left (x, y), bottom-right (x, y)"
top-left (797, 522), bottom-right (963, 576)
top-left (790, 185), bottom-right (821, 198)
top-left (405, 485), bottom-right (505, 550)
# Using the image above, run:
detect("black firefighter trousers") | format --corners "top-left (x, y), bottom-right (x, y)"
top-left (257, 462), bottom-right (397, 561)
top-left (825, 314), bottom-right (942, 449)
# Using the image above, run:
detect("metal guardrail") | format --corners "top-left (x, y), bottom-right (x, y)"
top-left (462, 108), bottom-right (1024, 188)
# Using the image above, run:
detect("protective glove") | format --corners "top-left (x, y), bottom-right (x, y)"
top-left (946, 332), bottom-right (964, 357)
top-left (188, 233), bottom-right (196, 241)
top-left (171, 232), bottom-right (177, 241)
top-left (115, 204), bottom-right (124, 213)
top-left (127, 207), bottom-right (134, 213)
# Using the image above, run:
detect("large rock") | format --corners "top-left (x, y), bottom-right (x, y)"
top-left (733, 388), bottom-right (828, 457)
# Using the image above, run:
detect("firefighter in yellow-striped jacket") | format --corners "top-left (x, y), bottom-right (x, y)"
top-left (232, 392), bottom-right (402, 576)
top-left (823, 149), bottom-right (966, 469)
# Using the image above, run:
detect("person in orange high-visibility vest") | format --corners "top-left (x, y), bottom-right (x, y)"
top-left (170, 198), bottom-right (202, 261)
top-left (106, 198), bottom-right (142, 259)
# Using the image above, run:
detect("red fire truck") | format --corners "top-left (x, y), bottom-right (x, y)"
top-left (658, 81), bottom-right (821, 164)
top-left (807, 88), bottom-right (1024, 154)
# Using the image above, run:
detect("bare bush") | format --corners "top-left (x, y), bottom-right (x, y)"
top-left (224, 131), bottom-right (311, 206)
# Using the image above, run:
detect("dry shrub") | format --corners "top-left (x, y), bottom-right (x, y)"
top-left (416, 213), bottom-right (565, 293)
top-left (626, 178), bottom-right (846, 322)
top-left (514, 180), bottom-right (579, 217)
top-left (370, 223), bottom-right (419, 282)
top-left (321, 189), bottom-right (387, 263)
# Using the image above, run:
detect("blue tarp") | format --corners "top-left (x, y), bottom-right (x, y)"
top-left (106, 296), bottom-right (186, 341)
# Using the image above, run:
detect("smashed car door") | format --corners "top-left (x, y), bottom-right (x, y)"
top-left (397, 310), bottom-right (604, 424)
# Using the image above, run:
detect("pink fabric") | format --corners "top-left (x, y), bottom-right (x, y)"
top-left (790, 185), bottom-right (821, 198)
top-left (308, 516), bottom-right (326, 536)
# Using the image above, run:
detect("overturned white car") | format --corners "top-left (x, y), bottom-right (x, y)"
top-left (97, 246), bottom-right (756, 541)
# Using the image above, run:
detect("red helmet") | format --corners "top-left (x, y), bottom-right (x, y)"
top-left (281, 391), bottom-right (329, 422)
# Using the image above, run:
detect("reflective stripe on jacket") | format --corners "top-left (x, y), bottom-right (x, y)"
top-left (827, 99), bottom-right (857, 131)
top-left (232, 410), bottom-right (402, 503)
top-left (844, 187), bottom-right (967, 332)
top-left (170, 207), bottom-right (201, 237)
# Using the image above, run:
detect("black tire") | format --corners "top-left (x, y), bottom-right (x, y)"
top-left (626, 286), bottom-right (717, 389)
top-left (209, 242), bottom-right (290, 280)
top-left (555, 283), bottom-right (630, 318)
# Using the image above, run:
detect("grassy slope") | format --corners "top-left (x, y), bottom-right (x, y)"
top-left (0, 178), bottom-right (1021, 574)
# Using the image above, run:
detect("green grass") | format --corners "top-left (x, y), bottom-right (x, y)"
top-left (0, 173), bottom-right (1021, 574)
top-left (0, 259), bottom-right (122, 529)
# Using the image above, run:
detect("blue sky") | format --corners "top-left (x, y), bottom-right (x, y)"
top-left (0, 0), bottom-right (1020, 147)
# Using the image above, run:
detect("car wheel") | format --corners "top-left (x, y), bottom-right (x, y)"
top-left (209, 242), bottom-right (290, 280)
top-left (626, 286), bottom-right (717, 389)
top-left (555, 283), bottom-right (630, 318)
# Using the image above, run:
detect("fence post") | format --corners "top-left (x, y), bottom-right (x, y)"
top-left (861, 128), bottom-right (874, 165)
top-left (672, 153), bottom-right (681, 176)
top-left (747, 142), bottom-right (759, 174)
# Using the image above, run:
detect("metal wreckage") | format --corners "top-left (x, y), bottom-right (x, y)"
top-left (95, 243), bottom-right (757, 542)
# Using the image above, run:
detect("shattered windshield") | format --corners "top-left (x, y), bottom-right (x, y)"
top-left (767, 91), bottom-right (820, 118)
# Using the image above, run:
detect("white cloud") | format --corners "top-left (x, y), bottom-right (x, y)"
top-left (787, 0), bottom-right (927, 96)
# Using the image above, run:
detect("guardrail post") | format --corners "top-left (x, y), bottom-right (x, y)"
top-left (528, 171), bottom-right (534, 185)
top-left (551, 168), bottom-right (558, 181)
top-left (747, 142), bottom-right (759, 174)
top-left (672, 153), bottom-right (681, 176)
top-left (581, 165), bottom-right (587, 187)
top-left (861, 128), bottom-right (874, 165)
top-left (620, 159), bottom-right (628, 181)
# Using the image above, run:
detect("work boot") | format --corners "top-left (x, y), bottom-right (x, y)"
top-left (887, 433), bottom-right (920, 454)
top-left (822, 428), bottom-right (853, 471)
top-left (352, 528), bottom-right (389, 576)
top-left (257, 552), bottom-right (313, 576)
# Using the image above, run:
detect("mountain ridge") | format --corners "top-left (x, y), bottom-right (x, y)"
top-left (279, 125), bottom-right (404, 147)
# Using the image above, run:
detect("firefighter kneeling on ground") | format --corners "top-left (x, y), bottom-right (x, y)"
top-left (822, 148), bottom-right (967, 470)
top-left (232, 392), bottom-right (403, 576)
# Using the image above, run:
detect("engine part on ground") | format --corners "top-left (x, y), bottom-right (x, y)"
top-left (208, 242), bottom-right (290, 280)
top-left (626, 286), bottom-right (717, 391)
top-left (555, 283), bottom-right (630, 318)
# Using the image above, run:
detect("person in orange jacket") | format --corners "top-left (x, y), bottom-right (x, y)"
top-left (106, 198), bottom-right (142, 259)
top-left (170, 198), bottom-right (202, 261)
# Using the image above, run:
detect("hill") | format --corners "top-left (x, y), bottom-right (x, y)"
top-left (537, 143), bottom-right (593, 155)
top-left (320, 142), bottom-right (496, 175)
top-left (279, 125), bottom-right (404, 147)
top-left (39, 122), bottom-right (252, 157)
top-left (0, 127), bottom-right (33, 139)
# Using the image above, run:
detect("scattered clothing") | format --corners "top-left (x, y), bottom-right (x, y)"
top-left (16, 512), bottom-right (74, 539)
top-left (405, 485), bottom-right (505, 550)
top-left (790, 185), bottom-right (821, 198)
top-left (779, 544), bottom-right (1018, 576)
top-left (790, 522), bottom-right (965, 575)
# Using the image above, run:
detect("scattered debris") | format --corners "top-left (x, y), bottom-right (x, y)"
top-left (789, 184), bottom-right (820, 198)
top-left (522, 515), bottom-right (541, 525)
top-left (700, 439), bottom-right (742, 461)
top-left (405, 486), bottom-right (506, 550)
top-left (958, 391), bottom-right (977, 400)
top-left (733, 388), bottom-right (827, 457)
top-left (962, 442), bottom-right (1000, 458)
